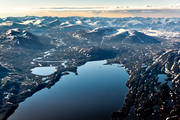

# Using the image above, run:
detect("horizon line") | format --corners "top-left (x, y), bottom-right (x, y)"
top-left (0, 8), bottom-right (180, 18)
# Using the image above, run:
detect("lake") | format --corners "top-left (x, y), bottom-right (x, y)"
top-left (8, 60), bottom-right (129, 120)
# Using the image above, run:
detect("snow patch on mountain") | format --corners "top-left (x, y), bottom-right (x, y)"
top-left (60, 21), bottom-right (74, 28)
top-left (143, 29), bottom-right (180, 39)
top-left (104, 29), bottom-right (127, 38)
top-left (34, 20), bottom-right (42, 25)
top-left (126, 20), bottom-right (142, 25)
top-left (19, 19), bottom-right (43, 25)
top-left (0, 21), bottom-right (13, 26)
top-left (20, 20), bottom-right (34, 25)
top-left (75, 20), bottom-right (82, 25)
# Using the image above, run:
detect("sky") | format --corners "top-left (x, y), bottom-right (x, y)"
top-left (0, 0), bottom-right (180, 9)
top-left (0, 0), bottom-right (180, 17)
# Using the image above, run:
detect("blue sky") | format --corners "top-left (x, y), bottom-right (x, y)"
top-left (0, 0), bottom-right (180, 8)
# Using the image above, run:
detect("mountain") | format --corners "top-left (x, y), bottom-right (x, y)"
top-left (0, 28), bottom-right (50, 49)
top-left (73, 27), bottom-right (118, 42)
top-left (122, 49), bottom-right (180, 120)
top-left (73, 28), bottom-right (161, 44)
top-left (107, 30), bottom-right (161, 44)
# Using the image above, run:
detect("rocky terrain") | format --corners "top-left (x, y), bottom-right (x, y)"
top-left (0, 16), bottom-right (179, 120)
top-left (111, 50), bottom-right (180, 120)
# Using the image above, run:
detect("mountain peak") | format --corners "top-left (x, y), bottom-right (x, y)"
top-left (6, 28), bottom-right (20, 35)
top-left (0, 28), bottom-right (46, 49)
top-left (107, 30), bottom-right (161, 44)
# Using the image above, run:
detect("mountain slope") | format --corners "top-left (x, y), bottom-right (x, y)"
top-left (107, 30), bottom-right (161, 44)
top-left (0, 28), bottom-right (50, 49)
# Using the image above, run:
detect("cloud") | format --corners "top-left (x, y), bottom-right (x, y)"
top-left (0, 7), bottom-right (180, 18)
top-left (146, 5), bottom-right (152, 8)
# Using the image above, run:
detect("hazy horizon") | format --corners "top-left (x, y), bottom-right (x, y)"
top-left (1, 0), bottom-right (180, 8)
top-left (0, 9), bottom-right (180, 18)
top-left (0, 0), bottom-right (180, 17)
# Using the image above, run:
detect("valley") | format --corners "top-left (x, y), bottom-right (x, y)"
top-left (0, 17), bottom-right (179, 120)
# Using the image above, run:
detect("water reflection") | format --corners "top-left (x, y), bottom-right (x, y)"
top-left (8, 60), bottom-right (129, 120)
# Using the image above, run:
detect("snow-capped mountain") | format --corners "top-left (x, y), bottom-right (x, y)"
top-left (72, 27), bottom-right (117, 41)
top-left (0, 17), bottom-right (180, 39)
top-left (73, 28), bottom-right (160, 44)
top-left (106, 30), bottom-right (161, 44)
top-left (0, 28), bottom-right (48, 49)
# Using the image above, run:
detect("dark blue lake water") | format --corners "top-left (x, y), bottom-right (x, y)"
top-left (8, 60), bottom-right (129, 120)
